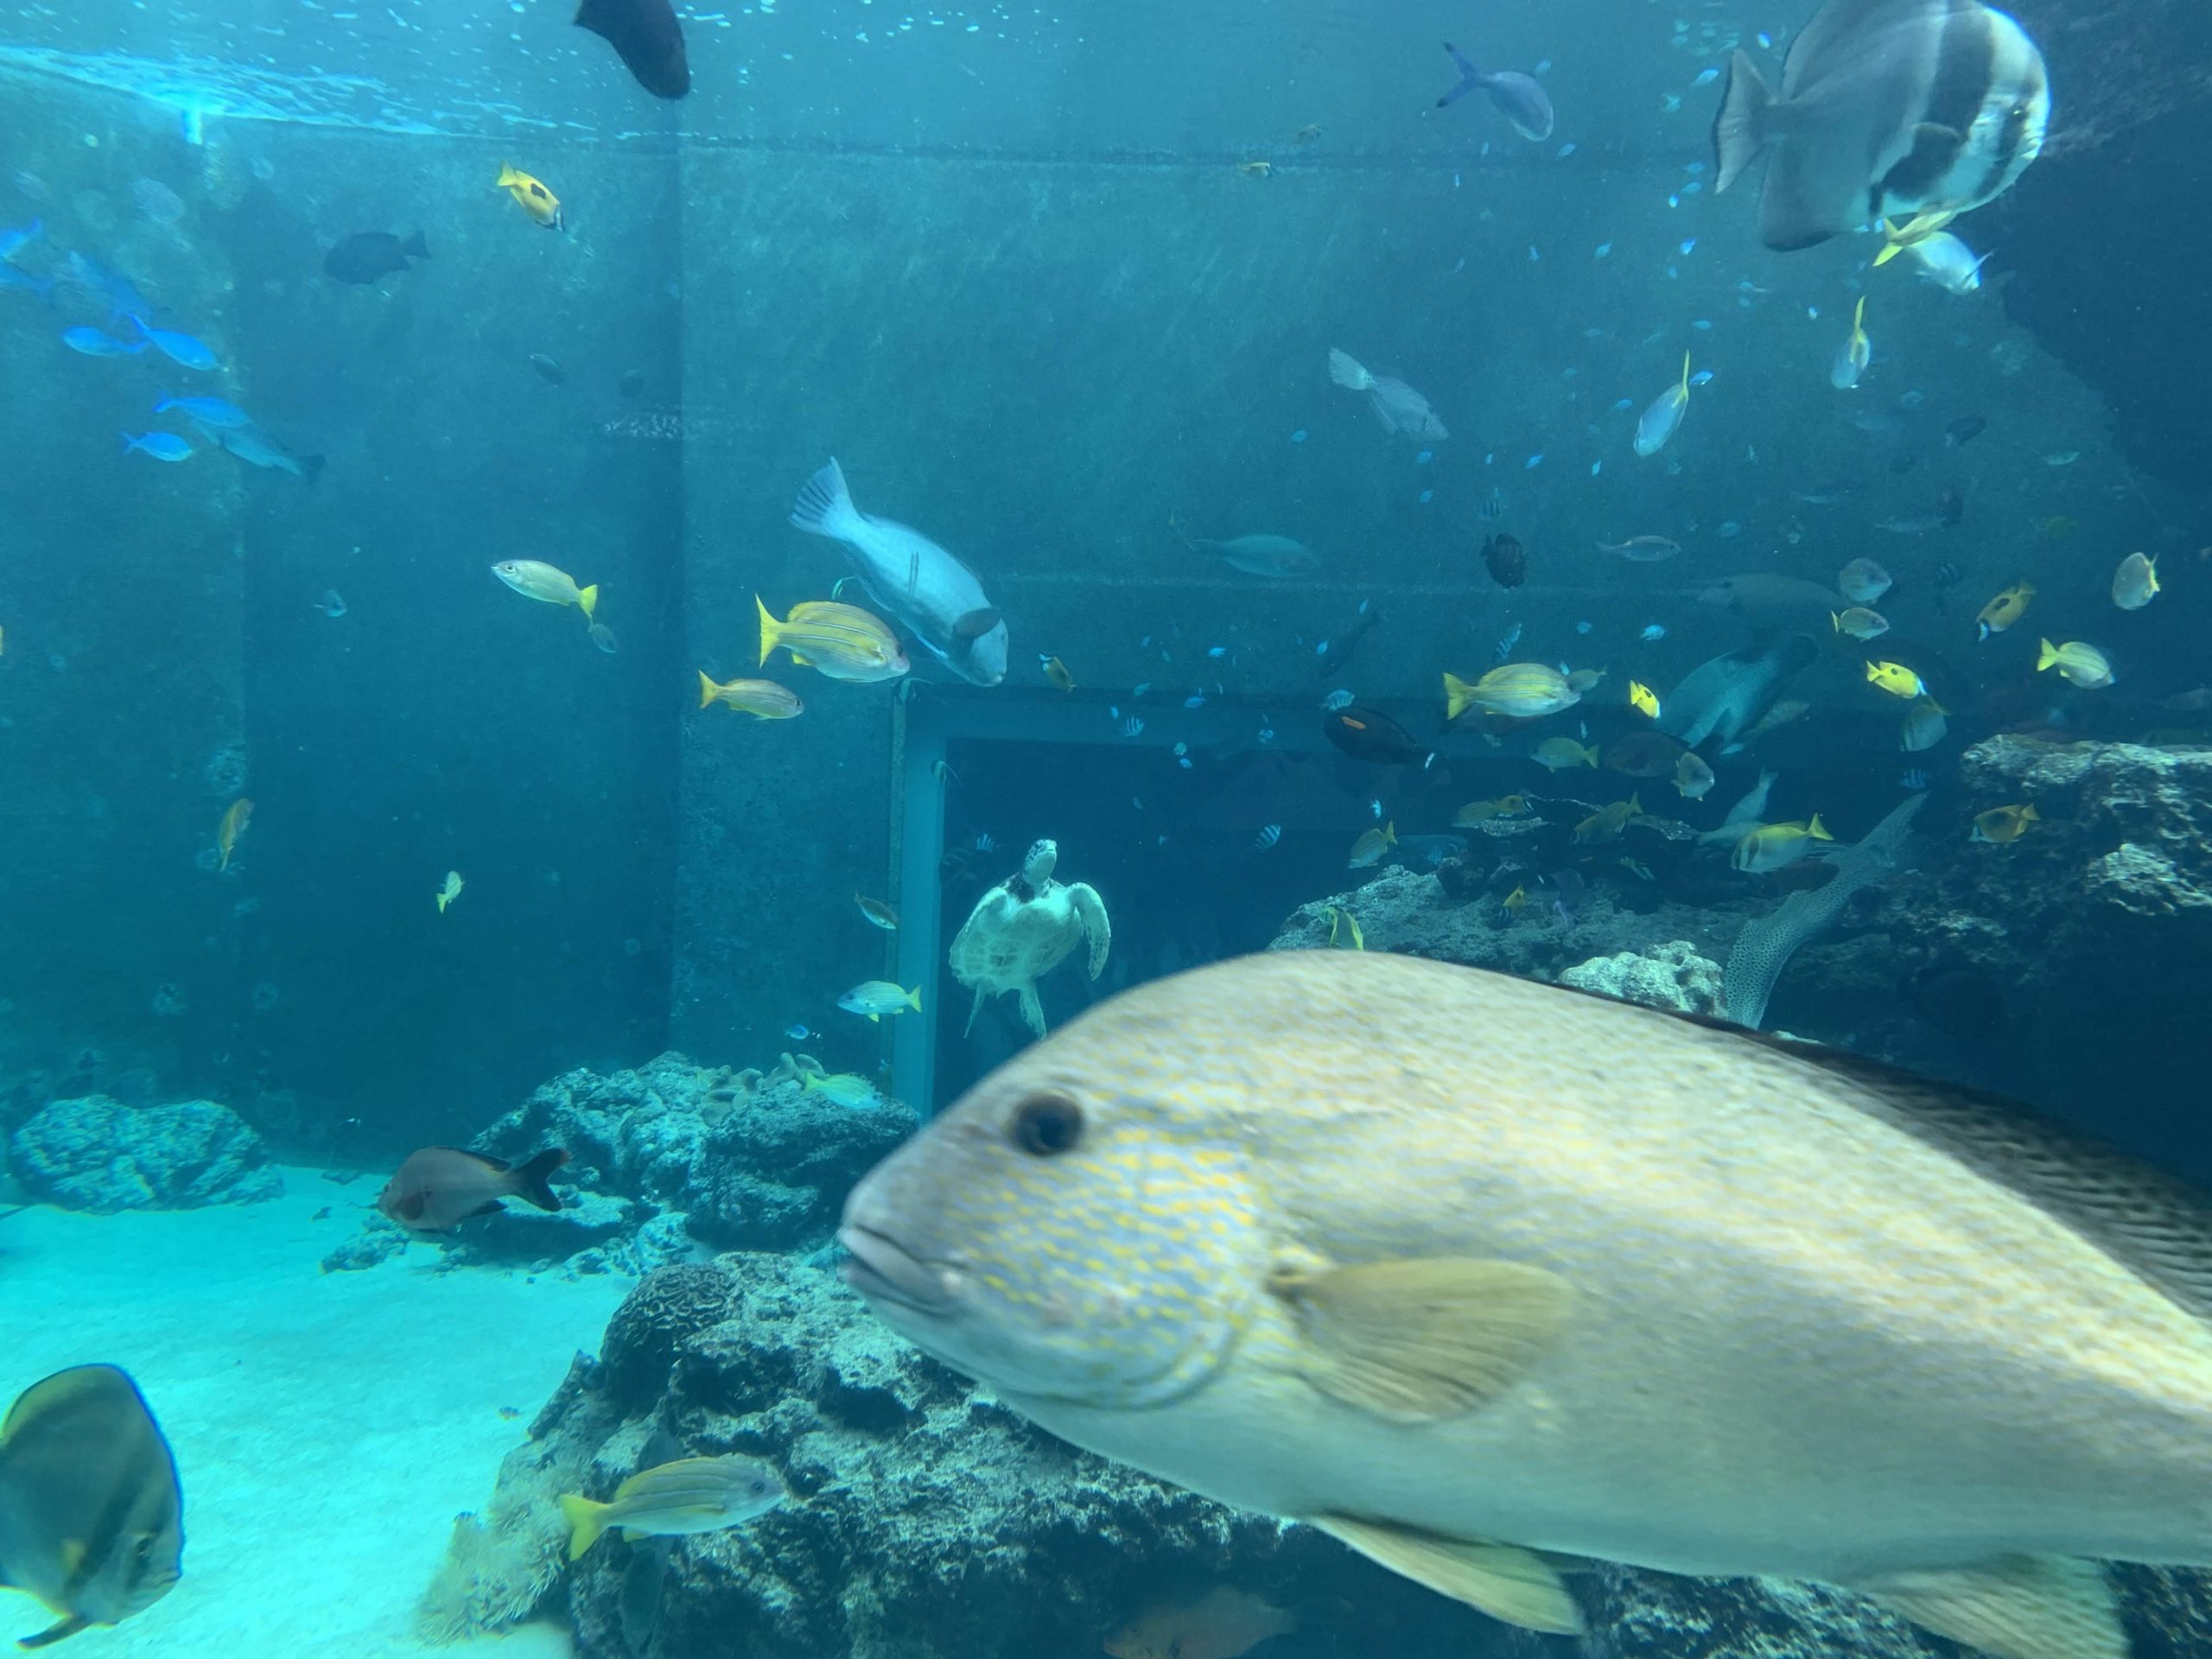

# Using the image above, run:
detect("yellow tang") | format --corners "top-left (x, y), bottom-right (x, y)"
top-left (495, 163), bottom-right (563, 230)
top-left (1501, 883), bottom-right (1526, 911)
top-left (1972, 804), bottom-right (2040, 844)
top-left (1976, 581), bottom-right (2037, 641)
top-left (1864, 660), bottom-right (1926, 700)
top-left (697, 671), bottom-right (804, 719)
top-left (756, 594), bottom-right (909, 683)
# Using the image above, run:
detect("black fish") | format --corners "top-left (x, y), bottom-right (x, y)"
top-left (531, 353), bottom-right (568, 385)
top-left (1314, 605), bottom-right (1382, 681)
top-left (1481, 531), bottom-right (1526, 589)
top-left (322, 230), bottom-right (429, 285)
top-left (1713, 0), bottom-right (2049, 251)
top-left (575, 0), bottom-right (690, 99)
top-left (1945, 415), bottom-right (1987, 448)
top-left (1323, 704), bottom-right (1428, 766)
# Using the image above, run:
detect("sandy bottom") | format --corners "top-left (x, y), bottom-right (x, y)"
top-left (1, 1168), bottom-right (630, 1656)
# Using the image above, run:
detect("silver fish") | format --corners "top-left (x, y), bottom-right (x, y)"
top-left (1328, 349), bottom-right (1447, 442)
top-left (1713, 0), bottom-right (2050, 251)
top-left (789, 459), bottom-right (1007, 686)
top-left (1437, 43), bottom-right (1555, 143)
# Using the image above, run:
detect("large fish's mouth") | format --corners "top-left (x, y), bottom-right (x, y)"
top-left (838, 1224), bottom-right (961, 1318)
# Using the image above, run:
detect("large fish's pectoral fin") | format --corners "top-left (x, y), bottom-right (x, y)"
top-left (1308, 1515), bottom-right (1585, 1634)
top-left (1852, 1555), bottom-right (2126, 1659)
top-left (1758, 124), bottom-right (1878, 251)
top-left (1268, 1255), bottom-right (1574, 1423)
top-left (17, 1613), bottom-right (91, 1649)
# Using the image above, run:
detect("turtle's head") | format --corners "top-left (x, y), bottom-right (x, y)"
top-left (1024, 839), bottom-right (1058, 886)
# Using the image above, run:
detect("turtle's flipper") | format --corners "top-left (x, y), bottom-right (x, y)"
top-left (964, 984), bottom-right (988, 1038)
top-left (1018, 982), bottom-right (1047, 1037)
top-left (1070, 882), bottom-right (1112, 979)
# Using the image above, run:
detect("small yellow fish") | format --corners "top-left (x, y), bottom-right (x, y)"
top-left (839, 980), bottom-right (921, 1021)
top-left (1627, 680), bottom-right (1660, 721)
top-left (217, 797), bottom-right (252, 871)
top-left (855, 893), bottom-right (899, 931)
top-left (1832, 607), bottom-right (1890, 640)
top-left (697, 671), bottom-right (804, 719)
top-left (435, 871), bottom-right (463, 914)
top-left (1865, 659), bottom-right (1927, 700)
top-left (2113, 552), bottom-right (2160, 612)
top-left (1325, 906), bottom-right (1364, 950)
top-left (1347, 821), bottom-right (1396, 869)
top-left (756, 594), bottom-right (909, 683)
top-left (2037, 639), bottom-right (2114, 690)
top-left (1573, 792), bottom-right (1643, 846)
top-left (1872, 208), bottom-right (1960, 264)
top-left (1238, 160), bottom-right (1273, 177)
top-left (1040, 653), bottom-right (1076, 692)
top-left (1732, 815), bottom-right (1834, 874)
top-left (1972, 803), bottom-right (2040, 844)
top-left (1977, 581), bottom-right (2037, 640)
top-left (803, 1071), bottom-right (880, 1107)
top-left (1446, 663), bottom-right (1580, 721)
top-left (1452, 795), bottom-right (1529, 825)
top-left (495, 162), bottom-right (563, 229)
top-left (1532, 737), bottom-right (1599, 771)
top-left (1502, 884), bottom-right (1527, 912)
top-left (493, 559), bottom-right (597, 618)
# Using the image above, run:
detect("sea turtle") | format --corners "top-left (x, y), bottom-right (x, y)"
top-left (948, 839), bottom-right (1109, 1038)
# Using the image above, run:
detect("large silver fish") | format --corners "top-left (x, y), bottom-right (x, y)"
top-left (1713, 0), bottom-right (2050, 251)
top-left (0, 1365), bottom-right (184, 1648)
top-left (789, 459), bottom-right (1007, 687)
top-left (842, 950), bottom-right (2212, 1659)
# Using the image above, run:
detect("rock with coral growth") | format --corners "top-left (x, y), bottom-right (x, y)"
top-left (1559, 941), bottom-right (1725, 1014)
top-left (8, 1095), bottom-right (281, 1212)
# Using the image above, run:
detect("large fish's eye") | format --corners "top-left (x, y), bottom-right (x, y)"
top-left (1011, 1093), bottom-right (1084, 1158)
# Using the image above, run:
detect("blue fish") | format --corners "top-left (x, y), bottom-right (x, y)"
top-left (1640, 623), bottom-right (1668, 642)
top-left (0, 219), bottom-right (41, 262)
top-left (130, 315), bottom-right (218, 372)
top-left (63, 326), bottom-right (145, 356)
top-left (156, 393), bottom-right (248, 428)
top-left (200, 422), bottom-right (324, 481)
top-left (0, 264), bottom-right (53, 302)
top-left (123, 431), bottom-right (194, 462)
top-left (67, 251), bottom-right (149, 321)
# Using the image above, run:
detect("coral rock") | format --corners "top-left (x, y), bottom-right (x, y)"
top-left (8, 1095), bottom-right (281, 1212)
top-left (1559, 941), bottom-right (1724, 1014)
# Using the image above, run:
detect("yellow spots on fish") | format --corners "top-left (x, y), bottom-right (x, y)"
top-left (1977, 581), bottom-right (2037, 640)
top-left (1627, 680), bottom-right (1660, 721)
top-left (494, 162), bottom-right (563, 229)
top-left (1039, 653), bottom-right (1076, 692)
top-left (1864, 659), bottom-right (1927, 699)
top-left (2113, 552), bottom-right (2160, 612)
top-left (2037, 639), bottom-right (2114, 689)
top-left (435, 870), bottom-right (463, 913)
top-left (1972, 803), bottom-right (2040, 844)
top-left (216, 797), bottom-right (252, 871)
top-left (1348, 822), bottom-right (1395, 868)
top-left (1237, 160), bottom-right (1273, 177)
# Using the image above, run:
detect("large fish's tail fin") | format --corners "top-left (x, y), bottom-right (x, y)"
top-left (1443, 671), bottom-right (1478, 722)
top-left (1437, 42), bottom-right (1482, 106)
top-left (507, 1147), bottom-right (569, 1214)
top-left (756, 594), bottom-right (782, 667)
top-left (560, 1493), bottom-right (612, 1560)
top-left (1327, 347), bottom-right (1372, 391)
top-left (1712, 49), bottom-right (1774, 195)
top-left (298, 454), bottom-right (327, 485)
top-left (403, 231), bottom-right (430, 260)
top-left (790, 457), bottom-right (861, 540)
top-left (697, 670), bottom-right (720, 709)
top-left (576, 583), bottom-right (599, 620)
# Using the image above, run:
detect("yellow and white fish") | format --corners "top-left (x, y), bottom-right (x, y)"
top-left (1732, 813), bottom-right (1832, 873)
top-left (1445, 664), bottom-right (1581, 721)
top-left (435, 871), bottom-right (463, 913)
top-left (697, 671), bottom-right (804, 718)
top-left (492, 559), bottom-right (597, 618)
top-left (1829, 296), bottom-right (1871, 390)
top-left (494, 163), bottom-right (563, 229)
top-left (2112, 552), bottom-right (2159, 612)
top-left (217, 797), bottom-right (252, 871)
top-left (756, 595), bottom-right (910, 684)
top-left (1633, 351), bottom-right (1692, 457)
top-left (559, 1454), bottom-right (784, 1560)
top-left (1348, 822), bottom-right (1396, 869)
top-left (2037, 639), bottom-right (2113, 689)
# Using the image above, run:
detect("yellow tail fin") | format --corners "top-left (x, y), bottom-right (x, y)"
top-left (2036, 638), bottom-right (2059, 671)
top-left (904, 986), bottom-right (922, 1012)
top-left (756, 594), bottom-right (780, 668)
top-left (697, 670), bottom-right (719, 710)
top-left (496, 163), bottom-right (520, 189)
top-left (576, 583), bottom-right (599, 620)
top-left (559, 1493), bottom-right (611, 1561)
top-left (1678, 350), bottom-right (1692, 396)
top-left (1443, 673), bottom-right (1476, 721)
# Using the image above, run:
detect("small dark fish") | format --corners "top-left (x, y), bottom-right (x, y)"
top-left (530, 353), bottom-right (568, 385)
top-left (588, 621), bottom-right (619, 653)
top-left (574, 0), bottom-right (690, 99)
top-left (376, 1146), bottom-right (569, 1232)
top-left (1945, 415), bottom-right (1987, 448)
top-left (1314, 604), bottom-right (1381, 681)
top-left (1937, 483), bottom-right (1965, 527)
top-left (1481, 531), bottom-right (1526, 590)
top-left (1603, 730), bottom-right (1686, 779)
top-left (322, 230), bottom-right (429, 285)
top-left (618, 367), bottom-right (646, 399)
top-left (1437, 43), bottom-right (1555, 142)
top-left (1323, 703), bottom-right (1428, 766)
top-left (1935, 561), bottom-right (1962, 588)
top-left (311, 1205), bottom-right (332, 1220)
top-left (1548, 867), bottom-right (1586, 921)
top-left (1478, 486), bottom-right (1508, 522)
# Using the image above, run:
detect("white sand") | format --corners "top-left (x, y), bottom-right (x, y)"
top-left (2, 1167), bottom-right (630, 1656)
